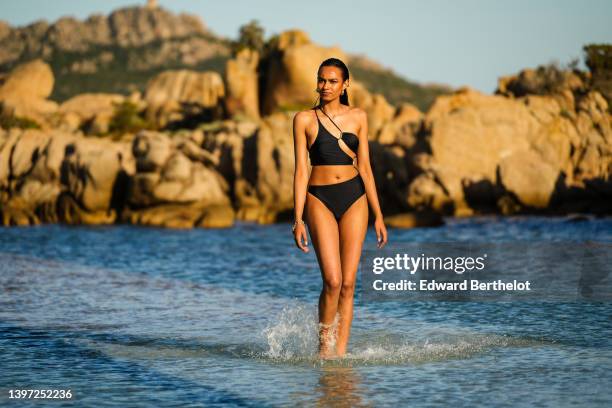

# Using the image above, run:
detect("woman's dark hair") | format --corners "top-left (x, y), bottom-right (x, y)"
top-left (316, 58), bottom-right (350, 106)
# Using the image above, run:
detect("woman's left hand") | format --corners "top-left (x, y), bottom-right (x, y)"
top-left (374, 217), bottom-right (388, 248)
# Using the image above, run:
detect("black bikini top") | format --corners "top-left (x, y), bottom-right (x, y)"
top-left (308, 108), bottom-right (359, 166)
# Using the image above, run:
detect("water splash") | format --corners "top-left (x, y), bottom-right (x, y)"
top-left (318, 312), bottom-right (340, 357)
top-left (259, 304), bottom-right (543, 366)
top-left (263, 304), bottom-right (319, 359)
top-left (343, 333), bottom-right (540, 366)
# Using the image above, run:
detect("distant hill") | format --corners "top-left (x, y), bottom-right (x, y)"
top-left (0, 5), bottom-right (231, 101)
top-left (347, 54), bottom-right (453, 112)
top-left (0, 4), bottom-right (451, 110)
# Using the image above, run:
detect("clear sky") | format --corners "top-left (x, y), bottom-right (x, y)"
top-left (2, 0), bottom-right (611, 93)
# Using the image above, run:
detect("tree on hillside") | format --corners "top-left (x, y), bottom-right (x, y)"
top-left (584, 44), bottom-right (612, 74)
top-left (231, 20), bottom-right (265, 56)
top-left (584, 43), bottom-right (612, 111)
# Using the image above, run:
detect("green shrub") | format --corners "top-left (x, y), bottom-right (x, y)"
top-left (584, 43), bottom-right (612, 113)
top-left (584, 44), bottom-right (612, 74)
top-left (108, 101), bottom-right (153, 134)
top-left (231, 20), bottom-right (265, 56)
top-left (0, 113), bottom-right (40, 129)
top-left (534, 62), bottom-right (569, 94)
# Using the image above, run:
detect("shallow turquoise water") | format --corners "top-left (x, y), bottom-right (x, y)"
top-left (1, 216), bottom-right (611, 407)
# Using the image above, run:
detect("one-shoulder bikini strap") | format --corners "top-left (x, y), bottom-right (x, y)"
top-left (317, 106), bottom-right (344, 133)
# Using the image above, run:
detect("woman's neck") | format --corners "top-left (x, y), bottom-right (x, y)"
top-left (318, 100), bottom-right (345, 116)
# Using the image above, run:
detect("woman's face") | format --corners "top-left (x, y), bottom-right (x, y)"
top-left (317, 66), bottom-right (346, 102)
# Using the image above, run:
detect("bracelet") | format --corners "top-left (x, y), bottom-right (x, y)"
top-left (292, 219), bottom-right (305, 232)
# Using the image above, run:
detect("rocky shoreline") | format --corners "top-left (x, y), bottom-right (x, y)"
top-left (1, 8), bottom-right (610, 228)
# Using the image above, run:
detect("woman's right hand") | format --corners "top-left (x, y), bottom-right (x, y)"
top-left (375, 216), bottom-right (388, 249)
top-left (293, 223), bottom-right (309, 253)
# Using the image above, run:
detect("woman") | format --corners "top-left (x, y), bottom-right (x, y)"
top-left (292, 58), bottom-right (388, 359)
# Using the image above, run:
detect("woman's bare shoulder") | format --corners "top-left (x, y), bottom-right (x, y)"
top-left (347, 106), bottom-right (366, 116)
top-left (293, 108), bottom-right (317, 126)
top-left (347, 106), bottom-right (367, 126)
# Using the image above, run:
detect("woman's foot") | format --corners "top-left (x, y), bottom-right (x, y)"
top-left (318, 349), bottom-right (338, 360)
top-left (318, 318), bottom-right (338, 359)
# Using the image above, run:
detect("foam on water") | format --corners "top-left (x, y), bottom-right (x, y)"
top-left (259, 304), bottom-right (543, 367)
top-left (1, 252), bottom-right (546, 369)
top-left (263, 304), bottom-right (320, 359)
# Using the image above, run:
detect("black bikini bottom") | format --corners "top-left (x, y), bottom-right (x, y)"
top-left (307, 174), bottom-right (366, 221)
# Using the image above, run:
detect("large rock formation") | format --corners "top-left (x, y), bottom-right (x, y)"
top-left (257, 30), bottom-right (400, 139)
top-left (0, 126), bottom-right (240, 228)
top-left (261, 30), bottom-right (348, 115)
top-left (144, 70), bottom-right (225, 128)
top-left (122, 130), bottom-right (234, 228)
top-left (401, 78), bottom-right (611, 216)
top-left (224, 48), bottom-right (260, 120)
top-left (58, 93), bottom-right (126, 133)
top-left (0, 127), bottom-right (133, 225)
top-left (349, 81), bottom-right (397, 139)
top-left (0, 58), bottom-right (295, 227)
top-left (376, 103), bottom-right (423, 146)
top-left (0, 59), bottom-right (58, 125)
top-left (194, 116), bottom-right (294, 224)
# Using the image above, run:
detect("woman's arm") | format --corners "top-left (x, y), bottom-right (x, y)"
top-left (293, 111), bottom-right (310, 221)
top-left (292, 111), bottom-right (310, 252)
top-left (355, 108), bottom-right (388, 247)
top-left (356, 108), bottom-right (383, 219)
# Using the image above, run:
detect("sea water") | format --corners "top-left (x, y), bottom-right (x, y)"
top-left (1, 216), bottom-right (611, 407)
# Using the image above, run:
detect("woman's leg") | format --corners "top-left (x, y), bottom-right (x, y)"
top-left (336, 194), bottom-right (369, 356)
top-left (305, 192), bottom-right (342, 358)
